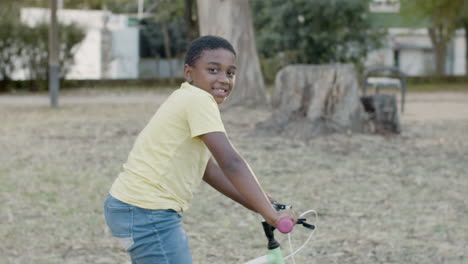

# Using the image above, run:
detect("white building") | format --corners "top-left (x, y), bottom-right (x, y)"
top-left (365, 0), bottom-right (466, 76)
top-left (18, 7), bottom-right (140, 80)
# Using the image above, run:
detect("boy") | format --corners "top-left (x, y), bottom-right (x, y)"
top-left (104, 35), bottom-right (296, 263)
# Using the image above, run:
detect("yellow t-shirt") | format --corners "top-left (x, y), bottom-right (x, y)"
top-left (109, 82), bottom-right (225, 211)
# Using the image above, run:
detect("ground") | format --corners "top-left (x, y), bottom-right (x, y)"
top-left (0, 89), bottom-right (466, 264)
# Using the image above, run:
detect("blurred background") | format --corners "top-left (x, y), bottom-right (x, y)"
top-left (0, 0), bottom-right (466, 92)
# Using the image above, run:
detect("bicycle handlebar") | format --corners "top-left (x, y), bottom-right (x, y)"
top-left (276, 217), bottom-right (295, 234)
top-left (271, 202), bottom-right (315, 234)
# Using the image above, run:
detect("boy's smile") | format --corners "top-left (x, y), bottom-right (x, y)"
top-left (184, 48), bottom-right (237, 104)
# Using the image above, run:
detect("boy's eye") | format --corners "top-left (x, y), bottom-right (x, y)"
top-left (208, 68), bottom-right (218, 73)
top-left (227, 71), bottom-right (236, 77)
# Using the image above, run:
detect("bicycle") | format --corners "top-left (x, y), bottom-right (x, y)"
top-left (244, 203), bottom-right (317, 264)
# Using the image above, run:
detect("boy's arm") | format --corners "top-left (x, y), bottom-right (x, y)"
top-left (200, 132), bottom-right (285, 226)
top-left (203, 157), bottom-right (257, 212)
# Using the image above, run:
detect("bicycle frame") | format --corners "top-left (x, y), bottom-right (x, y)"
top-left (245, 247), bottom-right (285, 264)
top-left (244, 221), bottom-right (286, 264)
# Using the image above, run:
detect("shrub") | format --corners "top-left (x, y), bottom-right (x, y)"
top-left (0, 5), bottom-right (85, 91)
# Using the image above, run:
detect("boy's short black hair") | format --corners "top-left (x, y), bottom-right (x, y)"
top-left (185, 35), bottom-right (236, 66)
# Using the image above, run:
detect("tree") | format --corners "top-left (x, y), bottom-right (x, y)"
top-left (197, 0), bottom-right (268, 107)
top-left (251, 0), bottom-right (383, 79)
top-left (18, 22), bottom-right (85, 83)
top-left (152, 0), bottom-right (185, 84)
top-left (401, 0), bottom-right (464, 76)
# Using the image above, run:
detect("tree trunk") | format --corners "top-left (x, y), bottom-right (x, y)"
top-left (184, 0), bottom-right (198, 44)
top-left (256, 64), bottom-right (370, 140)
top-left (428, 25), bottom-right (448, 76)
top-left (435, 44), bottom-right (447, 76)
top-left (197, 0), bottom-right (268, 107)
top-left (161, 21), bottom-right (174, 84)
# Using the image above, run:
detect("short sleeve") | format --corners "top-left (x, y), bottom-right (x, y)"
top-left (186, 94), bottom-right (225, 137)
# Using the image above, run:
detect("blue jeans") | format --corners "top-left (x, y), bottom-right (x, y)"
top-left (104, 194), bottom-right (192, 264)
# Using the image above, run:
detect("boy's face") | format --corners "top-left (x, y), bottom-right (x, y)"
top-left (184, 48), bottom-right (237, 104)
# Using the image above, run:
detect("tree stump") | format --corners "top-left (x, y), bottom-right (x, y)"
top-left (256, 64), bottom-right (368, 140)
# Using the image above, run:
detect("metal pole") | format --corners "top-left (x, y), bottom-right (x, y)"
top-left (138, 0), bottom-right (145, 20)
top-left (49, 0), bottom-right (60, 107)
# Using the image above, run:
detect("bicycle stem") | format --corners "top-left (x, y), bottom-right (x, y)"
top-left (259, 222), bottom-right (285, 264)
top-left (262, 222), bottom-right (280, 250)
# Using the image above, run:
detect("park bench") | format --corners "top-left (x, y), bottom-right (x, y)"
top-left (362, 66), bottom-right (407, 113)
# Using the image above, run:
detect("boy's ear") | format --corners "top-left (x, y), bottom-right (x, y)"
top-left (183, 64), bottom-right (193, 83)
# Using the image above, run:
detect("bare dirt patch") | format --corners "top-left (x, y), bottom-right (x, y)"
top-left (0, 90), bottom-right (466, 264)
top-left (402, 92), bottom-right (468, 121)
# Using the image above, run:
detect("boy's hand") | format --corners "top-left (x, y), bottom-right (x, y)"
top-left (266, 208), bottom-right (297, 228)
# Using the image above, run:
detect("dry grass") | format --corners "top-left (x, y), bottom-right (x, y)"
top-left (0, 90), bottom-right (467, 264)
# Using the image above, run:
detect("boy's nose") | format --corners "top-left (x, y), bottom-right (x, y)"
top-left (217, 74), bottom-right (230, 84)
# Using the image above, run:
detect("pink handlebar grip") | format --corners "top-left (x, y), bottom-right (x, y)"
top-left (277, 218), bottom-right (295, 234)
